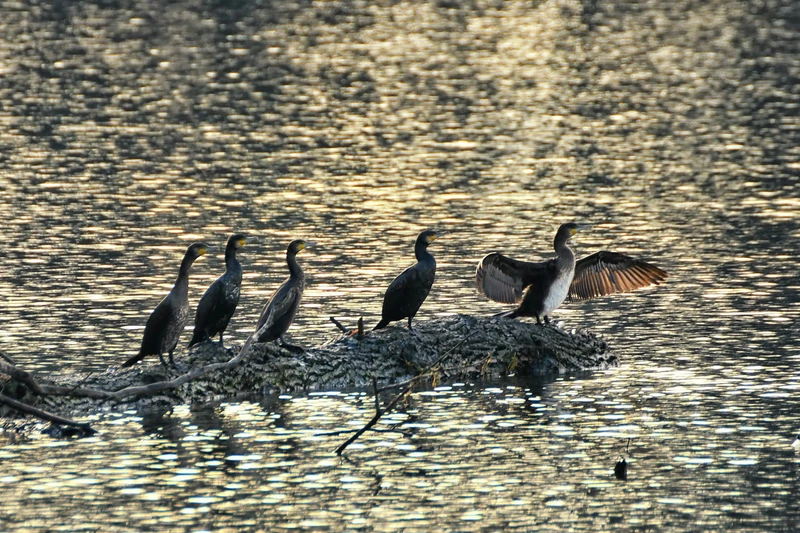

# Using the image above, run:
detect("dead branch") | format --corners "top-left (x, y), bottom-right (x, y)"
top-left (330, 316), bottom-right (349, 333)
top-left (0, 323), bottom-right (270, 405)
top-left (0, 392), bottom-right (96, 434)
top-left (1, 315), bottom-right (614, 422)
top-left (105, 333), bottom-right (260, 402)
top-left (335, 329), bottom-right (479, 456)
top-left (335, 377), bottom-right (416, 455)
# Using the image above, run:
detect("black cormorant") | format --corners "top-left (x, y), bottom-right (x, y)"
top-left (255, 239), bottom-right (309, 351)
top-left (188, 233), bottom-right (246, 348)
top-left (374, 229), bottom-right (437, 330)
top-left (122, 242), bottom-right (210, 368)
top-left (476, 223), bottom-right (667, 324)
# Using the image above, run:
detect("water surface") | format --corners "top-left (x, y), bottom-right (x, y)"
top-left (1, 0), bottom-right (799, 531)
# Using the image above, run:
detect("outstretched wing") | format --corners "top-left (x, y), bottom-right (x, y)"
top-left (475, 252), bottom-right (549, 304)
top-left (570, 251), bottom-right (667, 300)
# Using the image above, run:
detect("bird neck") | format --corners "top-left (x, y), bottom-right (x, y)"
top-left (174, 259), bottom-right (193, 294)
top-left (178, 253), bottom-right (196, 277)
top-left (553, 237), bottom-right (575, 267)
top-left (414, 243), bottom-right (434, 263)
top-left (287, 252), bottom-right (304, 279)
top-left (224, 246), bottom-right (241, 273)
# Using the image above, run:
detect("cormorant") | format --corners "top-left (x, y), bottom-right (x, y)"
top-left (475, 223), bottom-right (667, 324)
top-left (374, 229), bottom-right (437, 330)
top-left (255, 239), bottom-right (309, 351)
top-left (188, 233), bottom-right (246, 348)
top-left (122, 242), bottom-right (210, 368)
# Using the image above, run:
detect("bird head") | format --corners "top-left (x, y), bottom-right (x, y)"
top-left (554, 222), bottom-right (591, 247)
top-left (416, 229), bottom-right (438, 248)
top-left (288, 239), bottom-right (314, 255)
top-left (229, 233), bottom-right (247, 249)
top-left (187, 242), bottom-right (211, 259)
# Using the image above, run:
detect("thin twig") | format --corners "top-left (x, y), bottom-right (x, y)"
top-left (335, 381), bottom-right (413, 455)
top-left (372, 377), bottom-right (380, 412)
top-left (67, 372), bottom-right (95, 394)
top-left (330, 316), bottom-right (349, 333)
top-left (335, 327), bottom-right (481, 456)
top-left (375, 373), bottom-right (429, 394)
top-left (314, 427), bottom-right (413, 438)
top-left (0, 352), bottom-right (17, 365)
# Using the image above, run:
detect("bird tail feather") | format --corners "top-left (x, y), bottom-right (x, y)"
top-left (121, 351), bottom-right (143, 368)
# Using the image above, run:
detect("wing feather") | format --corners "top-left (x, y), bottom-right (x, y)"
top-left (475, 253), bottom-right (527, 304)
top-left (258, 282), bottom-right (299, 331)
top-left (570, 251), bottom-right (667, 300)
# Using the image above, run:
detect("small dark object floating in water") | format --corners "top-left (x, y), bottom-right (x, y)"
top-left (614, 457), bottom-right (627, 480)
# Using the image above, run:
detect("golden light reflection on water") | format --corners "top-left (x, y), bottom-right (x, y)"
top-left (1, 0), bottom-right (800, 530)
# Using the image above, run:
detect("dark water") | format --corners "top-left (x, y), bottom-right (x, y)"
top-left (1, 0), bottom-right (799, 531)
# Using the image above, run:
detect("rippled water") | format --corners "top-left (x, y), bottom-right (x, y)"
top-left (1, 0), bottom-right (799, 531)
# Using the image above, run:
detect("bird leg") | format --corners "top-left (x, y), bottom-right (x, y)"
top-left (218, 333), bottom-right (224, 348)
top-left (158, 352), bottom-right (169, 368)
top-left (535, 315), bottom-right (542, 326)
top-left (543, 316), bottom-right (551, 325)
top-left (168, 350), bottom-right (180, 370)
top-left (407, 317), bottom-right (414, 330)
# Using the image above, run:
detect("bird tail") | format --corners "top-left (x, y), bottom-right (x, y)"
top-left (493, 310), bottom-right (517, 319)
top-left (121, 351), bottom-right (143, 368)
top-left (187, 330), bottom-right (205, 349)
top-left (373, 319), bottom-right (390, 330)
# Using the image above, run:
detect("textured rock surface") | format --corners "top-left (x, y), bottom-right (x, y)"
top-left (3, 315), bottom-right (615, 416)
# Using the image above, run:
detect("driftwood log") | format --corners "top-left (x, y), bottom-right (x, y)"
top-left (0, 315), bottom-right (615, 421)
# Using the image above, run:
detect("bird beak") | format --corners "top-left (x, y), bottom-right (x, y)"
top-left (577, 224), bottom-right (592, 231)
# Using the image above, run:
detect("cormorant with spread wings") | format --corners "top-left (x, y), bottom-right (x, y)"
top-left (476, 223), bottom-right (667, 324)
